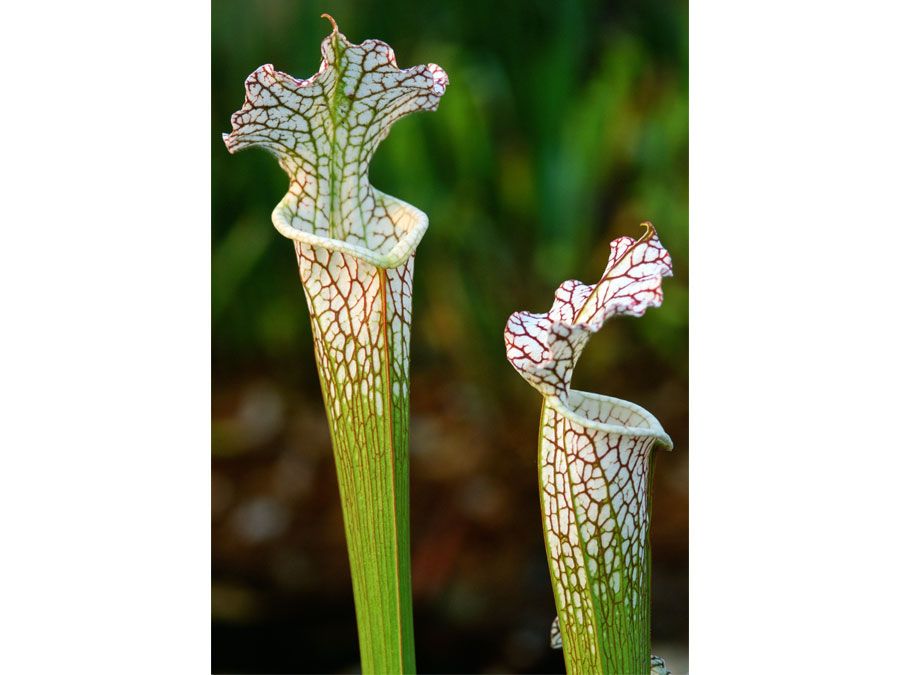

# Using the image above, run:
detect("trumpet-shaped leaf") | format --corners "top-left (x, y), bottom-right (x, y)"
top-left (223, 16), bottom-right (446, 674)
top-left (506, 224), bottom-right (674, 674)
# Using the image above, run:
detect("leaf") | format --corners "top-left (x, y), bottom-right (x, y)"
top-left (504, 222), bottom-right (672, 402)
top-left (650, 655), bottom-right (672, 675)
top-left (223, 14), bottom-right (448, 265)
top-left (222, 17), bottom-right (447, 674)
top-left (296, 242), bottom-right (418, 674)
top-left (507, 225), bottom-right (674, 673)
top-left (540, 391), bottom-right (670, 673)
top-left (550, 615), bottom-right (563, 649)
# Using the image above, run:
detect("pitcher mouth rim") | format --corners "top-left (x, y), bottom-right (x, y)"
top-left (546, 389), bottom-right (673, 450)
top-left (271, 189), bottom-right (429, 269)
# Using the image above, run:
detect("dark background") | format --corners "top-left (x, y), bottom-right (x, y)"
top-left (212, 0), bottom-right (687, 672)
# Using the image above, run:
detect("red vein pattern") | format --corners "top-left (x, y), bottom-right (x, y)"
top-left (504, 223), bottom-right (672, 403)
top-left (541, 391), bottom-right (671, 673)
top-left (295, 242), bottom-right (416, 672)
top-left (505, 225), bottom-right (674, 674)
top-left (222, 17), bottom-right (446, 674)
top-left (223, 17), bottom-right (447, 265)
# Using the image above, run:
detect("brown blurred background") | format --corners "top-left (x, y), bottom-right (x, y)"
top-left (212, 0), bottom-right (687, 672)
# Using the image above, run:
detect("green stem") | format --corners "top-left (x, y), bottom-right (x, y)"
top-left (297, 242), bottom-right (416, 673)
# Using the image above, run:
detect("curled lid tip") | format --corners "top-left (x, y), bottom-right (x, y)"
top-left (320, 13), bottom-right (338, 33)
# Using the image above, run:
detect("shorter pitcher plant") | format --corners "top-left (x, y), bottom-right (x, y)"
top-left (505, 223), bottom-right (674, 675)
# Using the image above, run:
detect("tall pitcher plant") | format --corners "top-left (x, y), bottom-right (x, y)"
top-left (223, 16), bottom-right (448, 673)
top-left (506, 223), bottom-right (674, 675)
